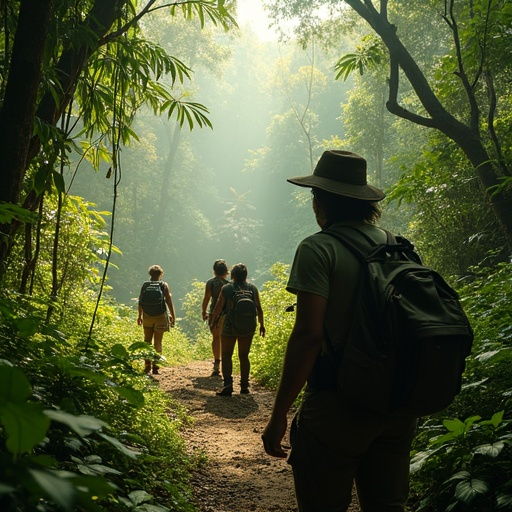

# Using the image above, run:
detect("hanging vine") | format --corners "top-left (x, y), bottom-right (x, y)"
top-left (87, 37), bottom-right (126, 345)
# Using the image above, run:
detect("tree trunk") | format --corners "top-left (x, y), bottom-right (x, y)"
top-left (0, 0), bottom-right (126, 275)
top-left (0, 0), bottom-right (52, 205)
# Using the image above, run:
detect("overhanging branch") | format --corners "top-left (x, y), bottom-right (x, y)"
top-left (387, 54), bottom-right (439, 129)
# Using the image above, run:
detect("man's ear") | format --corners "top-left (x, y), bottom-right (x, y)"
top-left (312, 197), bottom-right (327, 228)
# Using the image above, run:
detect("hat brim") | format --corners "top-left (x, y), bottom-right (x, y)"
top-left (287, 175), bottom-right (385, 201)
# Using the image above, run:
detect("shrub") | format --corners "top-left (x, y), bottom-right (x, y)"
top-left (409, 263), bottom-right (512, 511)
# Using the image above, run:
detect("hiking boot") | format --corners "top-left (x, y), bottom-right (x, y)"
top-left (240, 388), bottom-right (250, 394)
top-left (211, 359), bottom-right (221, 377)
top-left (215, 385), bottom-right (233, 397)
top-left (152, 368), bottom-right (159, 375)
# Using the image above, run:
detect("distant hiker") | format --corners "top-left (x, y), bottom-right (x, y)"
top-left (262, 151), bottom-right (419, 512)
top-left (211, 263), bottom-right (265, 396)
top-left (137, 264), bottom-right (176, 375)
top-left (201, 259), bottom-right (230, 376)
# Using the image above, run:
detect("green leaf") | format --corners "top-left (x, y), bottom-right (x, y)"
top-left (454, 478), bottom-right (488, 503)
top-left (113, 385), bottom-right (145, 406)
top-left (77, 463), bottom-right (122, 476)
top-left (447, 470), bottom-right (471, 482)
top-left (33, 167), bottom-right (50, 195)
top-left (496, 493), bottom-right (512, 508)
top-left (0, 483), bottom-right (16, 494)
top-left (29, 469), bottom-right (76, 511)
top-left (0, 402), bottom-right (50, 455)
top-left (44, 409), bottom-right (108, 436)
top-left (0, 362), bottom-right (32, 403)
top-left (111, 343), bottom-right (128, 359)
top-left (479, 410), bottom-right (505, 428)
top-left (128, 489), bottom-right (153, 506)
top-left (71, 474), bottom-right (115, 500)
top-left (0, 203), bottom-right (37, 224)
top-left (128, 341), bottom-right (154, 352)
top-left (15, 316), bottom-right (40, 337)
top-left (442, 418), bottom-right (466, 436)
top-left (463, 415), bottom-right (482, 433)
top-left (97, 432), bottom-right (139, 459)
top-left (52, 170), bottom-right (66, 194)
top-left (473, 441), bottom-right (505, 457)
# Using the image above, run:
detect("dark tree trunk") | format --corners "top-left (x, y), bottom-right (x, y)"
top-left (0, 0), bottom-right (126, 274)
top-left (0, 0), bottom-right (52, 205)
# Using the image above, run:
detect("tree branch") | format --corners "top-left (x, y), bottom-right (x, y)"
top-left (101, 0), bottom-right (159, 44)
top-left (442, 0), bottom-right (480, 134)
top-left (386, 54), bottom-right (439, 129)
top-left (485, 68), bottom-right (510, 177)
top-left (344, 0), bottom-right (468, 141)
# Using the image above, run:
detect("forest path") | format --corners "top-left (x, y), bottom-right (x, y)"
top-left (155, 360), bottom-right (361, 512)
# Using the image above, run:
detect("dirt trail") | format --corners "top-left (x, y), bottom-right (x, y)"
top-left (155, 360), bottom-right (297, 511)
top-left (155, 361), bottom-right (362, 512)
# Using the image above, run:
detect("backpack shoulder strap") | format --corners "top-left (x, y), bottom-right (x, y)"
top-left (320, 227), bottom-right (378, 262)
top-left (322, 226), bottom-right (421, 264)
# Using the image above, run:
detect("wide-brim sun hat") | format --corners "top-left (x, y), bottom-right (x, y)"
top-left (287, 150), bottom-right (385, 201)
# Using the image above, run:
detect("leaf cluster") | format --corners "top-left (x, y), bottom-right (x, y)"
top-left (0, 284), bottom-right (198, 511)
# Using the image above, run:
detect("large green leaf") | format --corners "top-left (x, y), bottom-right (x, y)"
top-left (0, 402), bottom-right (50, 455)
top-left (111, 343), bottom-right (128, 359)
top-left (454, 477), bottom-right (489, 503)
top-left (112, 385), bottom-right (145, 406)
top-left (44, 409), bottom-right (107, 436)
top-left (97, 432), bottom-right (139, 459)
top-left (29, 469), bottom-right (76, 511)
top-left (128, 489), bottom-right (153, 506)
top-left (473, 441), bottom-right (505, 458)
top-left (0, 361), bottom-right (31, 403)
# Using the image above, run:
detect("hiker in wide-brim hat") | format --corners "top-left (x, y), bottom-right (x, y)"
top-left (287, 150), bottom-right (385, 201)
top-left (263, 150), bottom-right (417, 511)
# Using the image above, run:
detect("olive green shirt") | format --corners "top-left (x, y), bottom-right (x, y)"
top-left (287, 222), bottom-right (387, 389)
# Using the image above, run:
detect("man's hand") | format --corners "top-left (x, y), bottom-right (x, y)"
top-left (262, 415), bottom-right (288, 458)
top-left (137, 317), bottom-right (143, 326)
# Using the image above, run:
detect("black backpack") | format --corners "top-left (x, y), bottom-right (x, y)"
top-left (230, 283), bottom-right (257, 335)
top-left (139, 281), bottom-right (166, 316)
top-left (322, 227), bottom-right (473, 417)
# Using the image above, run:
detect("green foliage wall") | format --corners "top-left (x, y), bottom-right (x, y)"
top-left (249, 263), bottom-right (295, 389)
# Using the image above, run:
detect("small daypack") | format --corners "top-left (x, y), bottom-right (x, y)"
top-left (139, 281), bottom-right (166, 316)
top-left (210, 277), bottom-right (227, 311)
top-left (230, 283), bottom-right (257, 335)
top-left (322, 227), bottom-right (473, 417)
